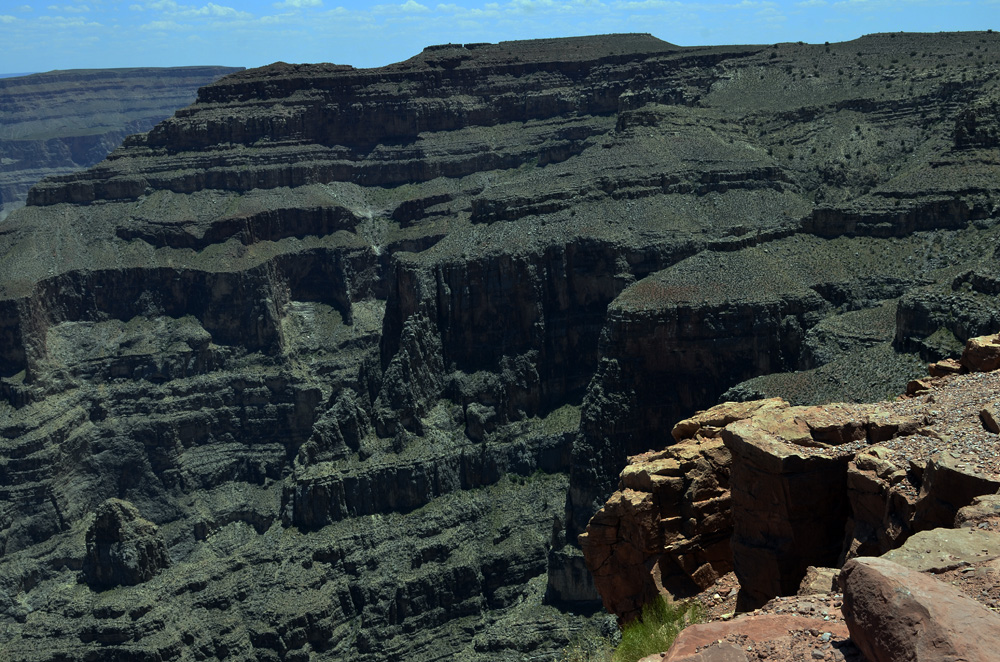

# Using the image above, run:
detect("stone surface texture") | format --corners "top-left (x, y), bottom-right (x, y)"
top-left (839, 556), bottom-right (1000, 662)
top-left (588, 334), bottom-right (1000, 619)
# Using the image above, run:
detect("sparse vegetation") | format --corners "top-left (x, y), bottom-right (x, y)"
top-left (613, 598), bottom-right (703, 662)
top-left (558, 597), bottom-right (702, 662)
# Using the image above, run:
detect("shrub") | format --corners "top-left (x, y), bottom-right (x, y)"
top-left (560, 633), bottom-right (615, 662)
top-left (612, 597), bottom-right (703, 662)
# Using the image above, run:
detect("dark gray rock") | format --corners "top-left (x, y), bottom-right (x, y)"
top-left (82, 499), bottom-right (170, 589)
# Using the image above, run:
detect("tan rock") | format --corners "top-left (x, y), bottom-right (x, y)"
top-left (906, 377), bottom-right (933, 396)
top-left (582, 436), bottom-right (733, 622)
top-left (670, 398), bottom-right (786, 443)
top-left (842, 445), bottom-right (919, 560)
top-left (840, 556), bottom-right (1000, 662)
top-left (796, 566), bottom-right (839, 595)
top-left (955, 493), bottom-right (1000, 529)
top-left (981, 403), bottom-right (1000, 433)
top-left (913, 452), bottom-right (1000, 531)
top-left (961, 333), bottom-right (1000, 372)
top-left (928, 357), bottom-right (963, 376)
top-left (881, 527), bottom-right (1000, 572)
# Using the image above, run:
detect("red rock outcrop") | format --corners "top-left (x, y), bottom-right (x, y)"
top-left (580, 402), bottom-right (740, 621)
top-left (585, 334), bottom-right (1000, 618)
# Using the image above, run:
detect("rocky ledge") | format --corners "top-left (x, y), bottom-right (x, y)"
top-left (586, 333), bottom-right (1000, 661)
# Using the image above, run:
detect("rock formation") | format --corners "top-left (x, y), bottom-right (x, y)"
top-left (589, 333), bottom-right (1000, 662)
top-left (82, 498), bottom-right (171, 589)
top-left (1, 31), bottom-right (1000, 660)
top-left (0, 66), bottom-right (242, 219)
top-left (586, 333), bottom-right (1000, 618)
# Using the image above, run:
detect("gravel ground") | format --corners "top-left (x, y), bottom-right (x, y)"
top-left (812, 370), bottom-right (1000, 475)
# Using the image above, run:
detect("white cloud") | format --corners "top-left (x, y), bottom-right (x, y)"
top-left (47, 4), bottom-right (91, 11)
top-left (17, 4), bottom-right (33, 11)
top-left (132, 0), bottom-right (250, 18)
top-left (797, 0), bottom-right (827, 6)
top-left (140, 18), bottom-right (184, 29)
top-left (373, 0), bottom-right (430, 13)
top-left (400, 0), bottom-right (430, 11)
top-left (273, 0), bottom-right (323, 8)
top-left (0, 14), bottom-right (17, 22)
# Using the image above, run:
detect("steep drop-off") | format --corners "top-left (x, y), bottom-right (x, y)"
top-left (0, 66), bottom-right (243, 219)
top-left (1, 32), bottom-right (999, 660)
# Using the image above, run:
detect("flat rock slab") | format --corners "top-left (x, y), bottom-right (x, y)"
top-left (840, 556), bottom-right (1000, 662)
top-left (652, 614), bottom-right (850, 662)
top-left (881, 527), bottom-right (1000, 572)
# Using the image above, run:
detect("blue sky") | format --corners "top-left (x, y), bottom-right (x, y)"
top-left (1, 0), bottom-right (997, 73)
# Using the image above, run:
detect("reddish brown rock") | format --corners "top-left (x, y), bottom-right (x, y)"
top-left (842, 446), bottom-right (918, 560)
top-left (960, 333), bottom-right (1000, 372)
top-left (912, 452), bottom-right (1000, 531)
top-left (658, 614), bottom-right (850, 662)
top-left (839, 556), bottom-right (1000, 662)
top-left (723, 414), bottom-right (853, 609)
top-left (905, 377), bottom-right (933, 396)
top-left (581, 416), bottom-right (733, 622)
top-left (928, 357), bottom-right (962, 377)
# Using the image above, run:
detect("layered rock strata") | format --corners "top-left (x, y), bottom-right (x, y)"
top-left (2, 32), bottom-right (1000, 659)
top-left (0, 66), bottom-right (241, 218)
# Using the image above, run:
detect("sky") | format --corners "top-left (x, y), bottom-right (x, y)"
top-left (0, 0), bottom-right (997, 73)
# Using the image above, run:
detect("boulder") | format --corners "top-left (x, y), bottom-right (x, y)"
top-left (82, 499), bottom-right (170, 589)
top-left (928, 357), bottom-right (962, 376)
top-left (955, 493), bottom-right (1000, 530)
top-left (981, 403), bottom-right (1000, 433)
top-left (839, 556), bottom-right (1000, 662)
top-left (796, 566), bottom-right (839, 595)
top-left (960, 333), bottom-right (1000, 372)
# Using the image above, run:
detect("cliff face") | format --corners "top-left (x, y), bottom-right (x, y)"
top-left (583, 334), bottom-right (1000, 622)
top-left (1, 32), bottom-right (1000, 660)
top-left (0, 66), bottom-right (243, 219)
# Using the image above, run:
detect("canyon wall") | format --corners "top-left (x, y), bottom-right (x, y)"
top-left (0, 66), bottom-right (242, 218)
top-left (0, 32), bottom-right (999, 660)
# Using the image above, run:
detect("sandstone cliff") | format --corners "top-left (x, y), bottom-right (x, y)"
top-left (0, 32), bottom-right (999, 660)
top-left (0, 66), bottom-right (242, 219)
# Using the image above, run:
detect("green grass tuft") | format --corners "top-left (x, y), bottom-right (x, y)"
top-left (612, 597), bottom-right (703, 662)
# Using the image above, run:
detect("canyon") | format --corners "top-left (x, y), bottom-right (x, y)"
top-left (0, 32), bottom-right (998, 660)
top-left (0, 66), bottom-right (242, 220)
